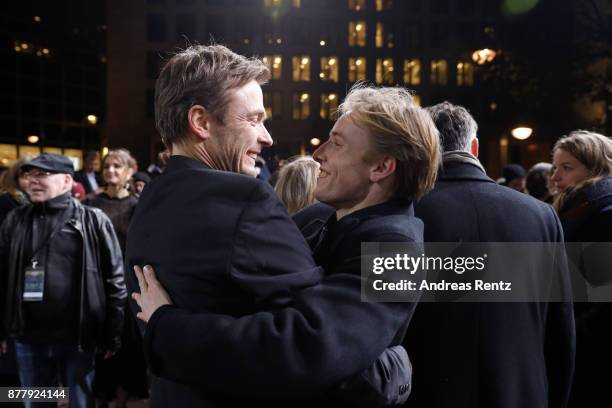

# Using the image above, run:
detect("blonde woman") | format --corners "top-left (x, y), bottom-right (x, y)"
top-left (551, 130), bottom-right (612, 407)
top-left (84, 149), bottom-right (147, 406)
top-left (274, 156), bottom-right (320, 215)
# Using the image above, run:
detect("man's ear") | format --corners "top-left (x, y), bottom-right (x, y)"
top-left (65, 175), bottom-right (74, 190)
top-left (370, 156), bottom-right (396, 183)
top-left (187, 105), bottom-right (213, 142)
top-left (471, 137), bottom-right (479, 158)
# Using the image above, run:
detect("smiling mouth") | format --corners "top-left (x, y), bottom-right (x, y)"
top-left (245, 152), bottom-right (259, 160)
top-left (318, 169), bottom-right (330, 179)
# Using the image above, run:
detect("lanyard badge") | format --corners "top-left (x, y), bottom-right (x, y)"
top-left (23, 260), bottom-right (45, 302)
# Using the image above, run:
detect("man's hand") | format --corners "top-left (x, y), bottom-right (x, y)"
top-left (1, 341), bottom-right (7, 354)
top-left (131, 265), bottom-right (172, 323)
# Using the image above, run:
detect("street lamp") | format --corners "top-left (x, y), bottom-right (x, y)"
top-left (472, 48), bottom-right (497, 65)
top-left (310, 138), bottom-right (321, 147)
top-left (511, 127), bottom-right (533, 140)
top-left (86, 114), bottom-right (98, 125)
top-left (27, 135), bottom-right (39, 144)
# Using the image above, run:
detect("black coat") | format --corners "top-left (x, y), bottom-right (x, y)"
top-left (131, 160), bottom-right (422, 407)
top-left (74, 170), bottom-right (103, 194)
top-left (404, 161), bottom-right (575, 408)
top-left (557, 177), bottom-right (612, 407)
top-left (126, 155), bottom-right (322, 407)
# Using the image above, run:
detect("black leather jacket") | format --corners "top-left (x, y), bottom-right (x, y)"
top-left (0, 197), bottom-right (127, 351)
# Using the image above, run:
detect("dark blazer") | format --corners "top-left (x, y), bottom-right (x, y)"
top-left (73, 170), bottom-right (103, 194)
top-left (126, 155), bottom-right (322, 407)
top-left (405, 161), bottom-right (575, 408)
top-left (138, 194), bottom-right (423, 406)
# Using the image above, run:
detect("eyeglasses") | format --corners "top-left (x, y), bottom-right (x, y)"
top-left (22, 170), bottom-right (58, 179)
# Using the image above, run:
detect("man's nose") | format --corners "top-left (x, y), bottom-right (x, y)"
top-left (259, 125), bottom-right (273, 147)
top-left (312, 141), bottom-right (327, 163)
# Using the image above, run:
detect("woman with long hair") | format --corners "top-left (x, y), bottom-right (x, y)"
top-left (274, 156), bottom-right (320, 215)
top-left (0, 156), bottom-right (31, 224)
top-left (551, 130), bottom-right (612, 407)
top-left (85, 149), bottom-right (148, 407)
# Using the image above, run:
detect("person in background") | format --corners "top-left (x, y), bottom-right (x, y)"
top-left (84, 149), bottom-right (147, 407)
top-left (526, 162), bottom-right (554, 203)
top-left (255, 156), bottom-right (272, 182)
top-left (551, 130), bottom-right (612, 408)
top-left (0, 157), bottom-right (31, 396)
top-left (0, 157), bottom-right (31, 224)
top-left (132, 171), bottom-right (151, 197)
top-left (71, 181), bottom-right (87, 202)
top-left (274, 156), bottom-right (320, 215)
top-left (85, 149), bottom-right (138, 250)
top-left (403, 101), bottom-right (574, 408)
top-left (74, 150), bottom-right (103, 195)
top-left (502, 163), bottom-right (527, 192)
top-left (0, 153), bottom-right (126, 408)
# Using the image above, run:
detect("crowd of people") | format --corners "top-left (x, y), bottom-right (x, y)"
top-left (0, 43), bottom-right (610, 408)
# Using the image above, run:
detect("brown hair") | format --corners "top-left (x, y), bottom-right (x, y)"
top-left (553, 130), bottom-right (612, 211)
top-left (154, 44), bottom-right (270, 147)
top-left (338, 84), bottom-right (441, 199)
top-left (0, 156), bottom-right (32, 200)
top-left (274, 156), bottom-right (320, 215)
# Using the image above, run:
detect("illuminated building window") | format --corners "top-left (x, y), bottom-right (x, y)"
top-left (264, 92), bottom-right (282, 119)
top-left (430, 59), bottom-right (448, 85)
top-left (320, 93), bottom-right (339, 120)
top-left (262, 55), bottom-right (282, 80)
top-left (348, 21), bottom-right (366, 47)
top-left (348, 57), bottom-right (367, 81)
top-left (0, 144), bottom-right (18, 167)
top-left (403, 59), bottom-right (421, 85)
top-left (376, 58), bottom-right (395, 85)
top-left (375, 23), bottom-right (394, 48)
top-left (456, 62), bottom-right (474, 86)
top-left (293, 93), bottom-right (311, 119)
top-left (293, 0), bottom-right (301, 7)
top-left (348, 0), bottom-right (366, 11)
top-left (63, 149), bottom-right (83, 170)
top-left (292, 56), bottom-right (311, 81)
top-left (19, 146), bottom-right (41, 159)
top-left (376, 23), bottom-right (384, 48)
top-left (264, 0), bottom-right (283, 8)
top-left (320, 57), bottom-right (339, 82)
top-left (376, 0), bottom-right (393, 11)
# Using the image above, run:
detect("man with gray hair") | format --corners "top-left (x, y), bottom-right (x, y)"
top-left (404, 101), bottom-right (575, 408)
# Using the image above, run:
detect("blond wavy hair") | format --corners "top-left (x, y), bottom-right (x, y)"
top-left (274, 156), bottom-right (320, 215)
top-left (338, 84), bottom-right (441, 199)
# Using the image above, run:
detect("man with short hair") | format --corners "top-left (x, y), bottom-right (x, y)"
top-left (126, 43), bottom-right (440, 407)
top-left (74, 150), bottom-right (102, 194)
top-left (403, 102), bottom-right (575, 408)
top-left (0, 153), bottom-right (126, 408)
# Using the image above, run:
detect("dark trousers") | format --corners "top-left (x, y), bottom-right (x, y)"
top-left (15, 341), bottom-right (95, 408)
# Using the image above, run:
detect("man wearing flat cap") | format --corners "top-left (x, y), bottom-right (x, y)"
top-left (0, 153), bottom-right (126, 408)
